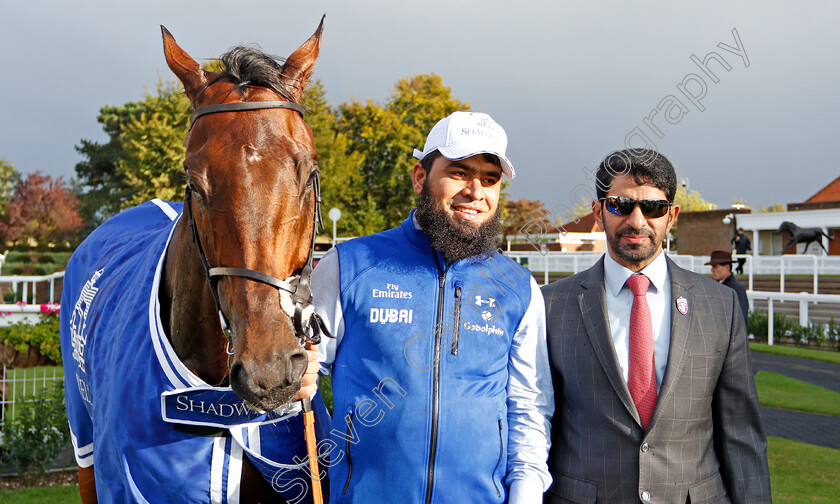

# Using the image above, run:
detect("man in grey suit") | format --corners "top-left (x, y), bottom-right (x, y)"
top-left (542, 149), bottom-right (771, 503)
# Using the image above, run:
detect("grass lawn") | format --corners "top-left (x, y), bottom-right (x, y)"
top-left (752, 360), bottom-right (840, 501)
top-left (2, 437), bottom-right (839, 504)
top-left (2, 366), bottom-right (64, 382)
top-left (768, 436), bottom-right (840, 503)
top-left (318, 375), bottom-right (333, 414)
top-left (0, 484), bottom-right (81, 503)
top-left (1, 366), bottom-right (64, 422)
top-left (3, 358), bottom-right (840, 501)
top-left (755, 371), bottom-right (840, 416)
top-left (751, 343), bottom-right (840, 365)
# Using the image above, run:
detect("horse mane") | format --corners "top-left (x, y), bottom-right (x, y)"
top-left (779, 221), bottom-right (798, 231)
top-left (211, 45), bottom-right (296, 102)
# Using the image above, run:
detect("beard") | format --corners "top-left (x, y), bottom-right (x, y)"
top-left (414, 186), bottom-right (501, 264)
top-left (604, 220), bottom-right (663, 266)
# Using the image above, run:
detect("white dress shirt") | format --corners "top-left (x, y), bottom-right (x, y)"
top-left (603, 250), bottom-right (672, 391)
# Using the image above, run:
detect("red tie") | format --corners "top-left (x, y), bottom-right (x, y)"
top-left (626, 274), bottom-right (657, 429)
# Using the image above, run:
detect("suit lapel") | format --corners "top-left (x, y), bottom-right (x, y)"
top-left (649, 258), bottom-right (694, 428)
top-left (578, 258), bottom-right (639, 423)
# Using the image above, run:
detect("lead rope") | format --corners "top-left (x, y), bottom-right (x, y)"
top-left (301, 397), bottom-right (323, 503)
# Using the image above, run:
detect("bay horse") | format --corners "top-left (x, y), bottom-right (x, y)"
top-left (60, 19), bottom-right (330, 503)
top-left (778, 221), bottom-right (832, 254)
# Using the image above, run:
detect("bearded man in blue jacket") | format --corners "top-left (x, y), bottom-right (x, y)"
top-left (311, 111), bottom-right (554, 503)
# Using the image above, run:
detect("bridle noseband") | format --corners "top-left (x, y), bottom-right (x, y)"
top-left (185, 99), bottom-right (331, 362)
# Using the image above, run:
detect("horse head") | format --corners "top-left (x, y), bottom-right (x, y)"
top-left (161, 19), bottom-right (324, 411)
top-left (778, 221), bottom-right (798, 234)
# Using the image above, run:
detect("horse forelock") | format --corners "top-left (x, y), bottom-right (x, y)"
top-left (210, 45), bottom-right (296, 103)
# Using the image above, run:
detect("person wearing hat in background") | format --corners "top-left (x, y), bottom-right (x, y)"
top-left (311, 111), bottom-right (553, 503)
top-left (707, 250), bottom-right (750, 327)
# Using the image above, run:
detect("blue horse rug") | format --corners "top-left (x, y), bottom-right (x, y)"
top-left (60, 199), bottom-right (330, 504)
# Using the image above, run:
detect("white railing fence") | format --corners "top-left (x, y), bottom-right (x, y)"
top-left (3, 252), bottom-right (840, 343)
top-left (0, 365), bottom-right (64, 426)
top-left (498, 252), bottom-right (840, 291)
top-left (4, 253), bottom-right (836, 294)
top-left (747, 291), bottom-right (840, 345)
top-left (0, 271), bottom-right (63, 326)
top-left (0, 271), bottom-right (64, 304)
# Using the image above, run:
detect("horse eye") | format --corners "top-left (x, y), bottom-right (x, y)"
top-left (188, 182), bottom-right (203, 201)
top-left (306, 169), bottom-right (318, 187)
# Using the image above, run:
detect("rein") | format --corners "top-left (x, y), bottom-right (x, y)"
top-left (185, 100), bottom-right (331, 361)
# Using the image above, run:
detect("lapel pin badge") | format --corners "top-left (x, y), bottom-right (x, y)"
top-left (676, 296), bottom-right (688, 315)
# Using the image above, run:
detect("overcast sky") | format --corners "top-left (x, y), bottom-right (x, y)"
top-left (2, 1), bottom-right (838, 220)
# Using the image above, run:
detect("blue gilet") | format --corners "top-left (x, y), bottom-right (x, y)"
top-left (328, 212), bottom-right (533, 503)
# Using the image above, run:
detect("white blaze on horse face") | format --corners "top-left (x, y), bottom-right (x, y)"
top-left (243, 145), bottom-right (263, 164)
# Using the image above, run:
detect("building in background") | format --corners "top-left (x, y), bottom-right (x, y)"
top-left (678, 175), bottom-right (840, 257)
top-left (677, 208), bottom-right (751, 256)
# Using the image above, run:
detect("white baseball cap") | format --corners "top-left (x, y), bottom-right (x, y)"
top-left (413, 111), bottom-right (515, 179)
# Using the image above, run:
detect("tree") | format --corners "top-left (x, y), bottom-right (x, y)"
top-left (74, 63), bottom-right (226, 231)
top-left (74, 100), bottom-right (147, 229)
top-left (337, 74), bottom-right (470, 229)
top-left (302, 80), bottom-right (384, 237)
top-left (0, 172), bottom-right (84, 246)
top-left (501, 198), bottom-right (552, 240)
top-left (0, 157), bottom-right (20, 217)
top-left (74, 71), bottom-right (470, 236)
top-left (118, 79), bottom-right (190, 207)
top-left (74, 78), bottom-right (190, 230)
top-left (674, 186), bottom-right (717, 211)
top-left (560, 203), bottom-right (593, 226)
top-left (759, 203), bottom-right (786, 213)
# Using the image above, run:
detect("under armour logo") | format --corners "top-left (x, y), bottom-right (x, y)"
top-left (475, 296), bottom-right (497, 308)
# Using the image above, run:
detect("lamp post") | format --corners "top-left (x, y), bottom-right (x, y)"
top-left (328, 208), bottom-right (342, 245)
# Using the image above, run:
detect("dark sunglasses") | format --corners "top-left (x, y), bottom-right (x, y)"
top-left (600, 196), bottom-right (672, 218)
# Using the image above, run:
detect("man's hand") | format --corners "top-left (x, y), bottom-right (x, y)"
top-left (293, 344), bottom-right (319, 401)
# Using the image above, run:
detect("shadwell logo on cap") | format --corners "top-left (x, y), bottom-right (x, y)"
top-left (460, 118), bottom-right (497, 140)
top-left (413, 111), bottom-right (515, 179)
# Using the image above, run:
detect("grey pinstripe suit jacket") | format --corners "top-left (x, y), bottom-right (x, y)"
top-left (542, 257), bottom-right (771, 504)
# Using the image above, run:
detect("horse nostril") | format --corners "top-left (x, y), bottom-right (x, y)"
top-left (229, 361), bottom-right (246, 388)
top-left (288, 350), bottom-right (308, 381)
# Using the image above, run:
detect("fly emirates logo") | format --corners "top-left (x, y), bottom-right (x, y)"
top-left (372, 283), bottom-right (413, 299)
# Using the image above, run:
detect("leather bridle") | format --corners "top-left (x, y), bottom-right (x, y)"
top-left (188, 100), bottom-right (305, 131)
top-left (185, 99), bottom-right (331, 361)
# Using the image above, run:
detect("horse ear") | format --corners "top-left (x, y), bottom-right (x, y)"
top-left (161, 26), bottom-right (208, 101)
top-left (280, 15), bottom-right (325, 103)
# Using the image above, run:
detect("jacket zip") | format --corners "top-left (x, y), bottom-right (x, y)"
top-left (425, 255), bottom-right (450, 504)
top-left (342, 413), bottom-right (353, 495)
top-left (450, 286), bottom-right (462, 356)
top-left (493, 419), bottom-right (503, 497)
